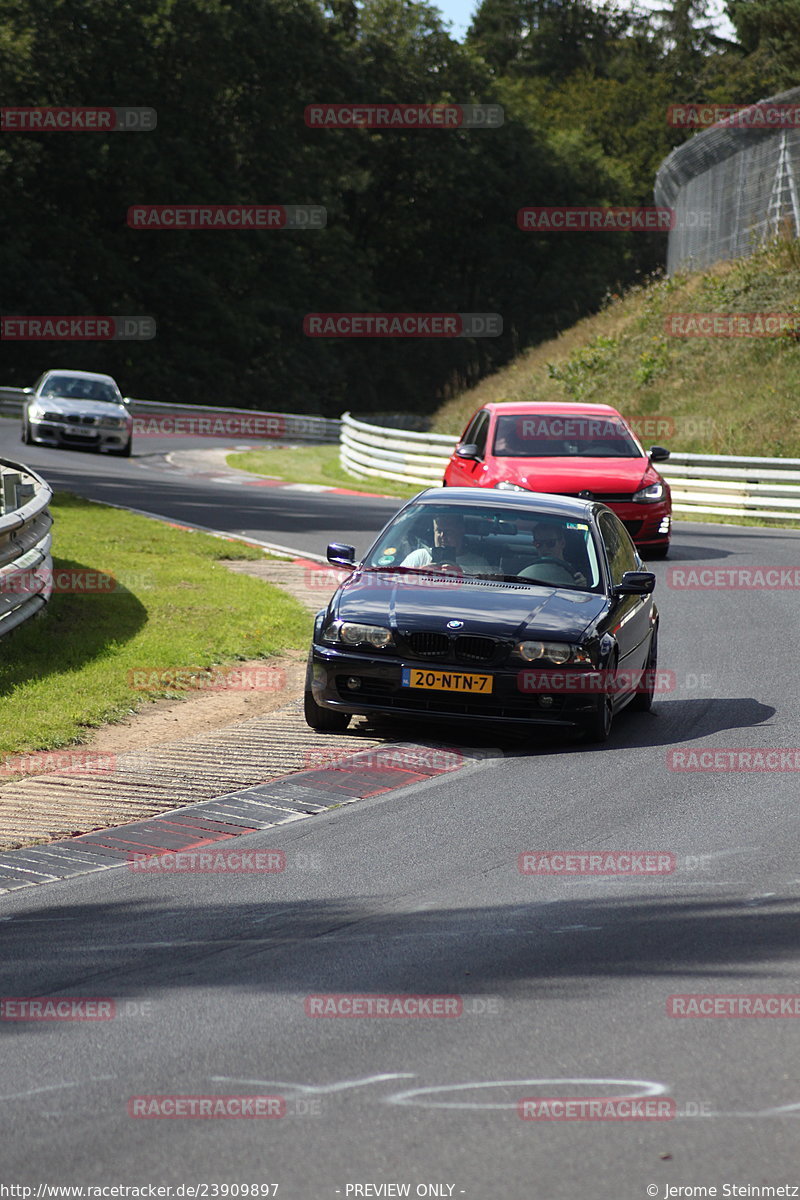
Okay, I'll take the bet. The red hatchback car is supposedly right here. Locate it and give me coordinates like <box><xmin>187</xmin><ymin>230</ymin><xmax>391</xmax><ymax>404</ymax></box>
<box><xmin>443</xmin><ymin>401</ymin><xmax>672</xmax><ymax>557</ymax></box>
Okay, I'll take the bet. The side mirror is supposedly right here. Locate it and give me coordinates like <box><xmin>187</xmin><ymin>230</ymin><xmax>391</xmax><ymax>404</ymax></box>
<box><xmin>648</xmin><ymin>445</ymin><xmax>670</xmax><ymax>463</ymax></box>
<box><xmin>455</xmin><ymin>443</ymin><xmax>480</xmax><ymax>460</ymax></box>
<box><xmin>327</xmin><ymin>542</ymin><xmax>356</xmax><ymax>568</ymax></box>
<box><xmin>22</xmin><ymin>387</ymin><xmax>33</xmax><ymax>395</ymax></box>
<box><xmin>613</xmin><ymin>571</ymin><xmax>656</xmax><ymax>596</ymax></box>
<box><xmin>121</xmin><ymin>397</ymin><xmax>133</xmax><ymax>407</ymax></box>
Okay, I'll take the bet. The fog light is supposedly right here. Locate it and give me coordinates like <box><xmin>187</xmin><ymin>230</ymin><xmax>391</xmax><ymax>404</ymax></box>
<box><xmin>539</xmin><ymin>695</ymin><xmax>554</xmax><ymax>708</ymax></box>
<box><xmin>658</xmin><ymin>516</ymin><xmax>671</xmax><ymax>534</ymax></box>
<box><xmin>346</xmin><ymin>676</ymin><xmax>361</xmax><ymax>690</ymax></box>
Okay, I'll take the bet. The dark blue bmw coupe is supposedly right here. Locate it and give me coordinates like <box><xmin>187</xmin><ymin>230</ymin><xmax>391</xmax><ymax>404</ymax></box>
<box><xmin>304</xmin><ymin>488</ymin><xmax>659</xmax><ymax>742</ymax></box>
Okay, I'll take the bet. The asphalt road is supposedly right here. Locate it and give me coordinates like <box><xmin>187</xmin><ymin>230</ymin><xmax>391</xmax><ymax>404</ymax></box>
<box><xmin>2</xmin><ymin>422</ymin><xmax>800</xmax><ymax>1197</ymax></box>
<box><xmin>0</xmin><ymin>421</ymin><xmax>399</xmax><ymax>558</ymax></box>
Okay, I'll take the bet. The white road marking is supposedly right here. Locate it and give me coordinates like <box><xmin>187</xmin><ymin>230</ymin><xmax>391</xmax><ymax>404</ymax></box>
<box><xmin>386</xmin><ymin>1077</ymin><xmax>668</xmax><ymax>1110</ymax></box>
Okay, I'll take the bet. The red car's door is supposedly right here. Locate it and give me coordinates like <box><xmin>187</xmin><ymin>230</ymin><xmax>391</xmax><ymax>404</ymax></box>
<box><xmin>446</xmin><ymin>410</ymin><xmax>490</xmax><ymax>486</ymax></box>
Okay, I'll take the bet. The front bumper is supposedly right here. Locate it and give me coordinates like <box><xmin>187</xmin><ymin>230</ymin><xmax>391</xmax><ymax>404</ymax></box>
<box><xmin>30</xmin><ymin>419</ymin><xmax>130</xmax><ymax>451</ymax></box>
<box><xmin>605</xmin><ymin>500</ymin><xmax>671</xmax><ymax>548</ymax></box>
<box><xmin>309</xmin><ymin>645</ymin><xmax>606</xmax><ymax>728</ymax></box>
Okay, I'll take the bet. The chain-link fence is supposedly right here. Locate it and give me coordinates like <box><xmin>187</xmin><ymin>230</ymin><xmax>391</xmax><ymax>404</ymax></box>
<box><xmin>655</xmin><ymin>86</ymin><xmax>800</xmax><ymax>274</ymax></box>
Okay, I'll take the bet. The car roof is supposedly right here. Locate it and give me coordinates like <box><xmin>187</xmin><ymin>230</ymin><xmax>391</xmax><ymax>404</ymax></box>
<box><xmin>41</xmin><ymin>369</ymin><xmax>119</xmax><ymax>385</ymax></box>
<box><xmin>409</xmin><ymin>487</ymin><xmax>599</xmax><ymax>520</ymax></box>
<box><xmin>481</xmin><ymin>401</ymin><xmax>624</xmax><ymax>418</ymax></box>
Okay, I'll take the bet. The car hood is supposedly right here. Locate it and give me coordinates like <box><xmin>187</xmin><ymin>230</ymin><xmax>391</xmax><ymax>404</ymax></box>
<box><xmin>31</xmin><ymin>396</ymin><xmax>129</xmax><ymax>420</ymax></box>
<box><xmin>495</xmin><ymin>456</ymin><xmax>649</xmax><ymax>493</ymax></box>
<box><xmin>333</xmin><ymin>572</ymin><xmax>609</xmax><ymax>642</ymax></box>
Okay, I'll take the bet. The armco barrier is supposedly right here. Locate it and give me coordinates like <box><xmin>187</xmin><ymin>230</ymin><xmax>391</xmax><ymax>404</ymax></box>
<box><xmin>0</xmin><ymin>389</ymin><xmax>340</xmax><ymax>444</ymax></box>
<box><xmin>0</xmin><ymin>458</ymin><xmax>53</xmax><ymax>638</ymax></box>
<box><xmin>340</xmin><ymin>412</ymin><xmax>456</xmax><ymax>486</ymax></box>
<box><xmin>340</xmin><ymin>413</ymin><xmax>800</xmax><ymax>521</ymax></box>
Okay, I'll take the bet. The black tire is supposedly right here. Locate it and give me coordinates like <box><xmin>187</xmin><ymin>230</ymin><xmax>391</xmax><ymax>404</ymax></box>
<box><xmin>109</xmin><ymin>437</ymin><xmax>132</xmax><ymax>458</ymax></box>
<box><xmin>643</xmin><ymin>542</ymin><xmax>670</xmax><ymax>560</ymax></box>
<box><xmin>21</xmin><ymin>420</ymin><xmax>32</xmax><ymax>445</ymax></box>
<box><xmin>581</xmin><ymin>656</ymin><xmax>616</xmax><ymax>743</ymax></box>
<box><xmin>630</xmin><ymin>629</ymin><xmax>658</xmax><ymax>712</ymax></box>
<box><xmin>304</xmin><ymin>687</ymin><xmax>351</xmax><ymax>732</ymax></box>
<box><xmin>303</xmin><ymin>656</ymin><xmax>351</xmax><ymax>732</ymax></box>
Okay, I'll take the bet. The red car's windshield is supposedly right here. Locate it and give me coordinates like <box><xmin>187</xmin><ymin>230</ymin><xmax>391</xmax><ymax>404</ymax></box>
<box><xmin>492</xmin><ymin>413</ymin><xmax>641</xmax><ymax>458</ymax></box>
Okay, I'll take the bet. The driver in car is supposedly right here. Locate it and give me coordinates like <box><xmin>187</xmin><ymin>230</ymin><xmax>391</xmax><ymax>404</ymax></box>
<box><xmin>400</xmin><ymin>513</ymin><xmax>491</xmax><ymax>575</ymax></box>
<box><xmin>519</xmin><ymin>521</ymin><xmax>587</xmax><ymax>587</ymax></box>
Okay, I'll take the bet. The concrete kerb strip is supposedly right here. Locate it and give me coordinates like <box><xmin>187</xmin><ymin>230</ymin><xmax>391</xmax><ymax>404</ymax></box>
<box><xmin>0</xmin><ymin>742</ymin><xmax>499</xmax><ymax>893</ymax></box>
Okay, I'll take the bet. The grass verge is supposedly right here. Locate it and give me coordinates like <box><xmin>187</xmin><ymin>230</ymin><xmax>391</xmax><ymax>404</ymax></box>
<box><xmin>227</xmin><ymin>444</ymin><xmax>422</xmax><ymax>500</ymax></box>
<box><xmin>433</xmin><ymin>238</ymin><xmax>800</xmax><ymax>458</ymax></box>
<box><xmin>0</xmin><ymin>492</ymin><xmax>312</xmax><ymax>759</ymax></box>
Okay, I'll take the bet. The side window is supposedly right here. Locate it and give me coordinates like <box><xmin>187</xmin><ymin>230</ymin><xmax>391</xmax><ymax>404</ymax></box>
<box><xmin>472</xmin><ymin>413</ymin><xmax>490</xmax><ymax>458</ymax></box>
<box><xmin>599</xmin><ymin>512</ymin><xmax>636</xmax><ymax>585</ymax></box>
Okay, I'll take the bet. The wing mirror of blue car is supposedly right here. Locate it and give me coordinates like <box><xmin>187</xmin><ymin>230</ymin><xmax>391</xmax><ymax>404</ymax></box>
<box><xmin>613</xmin><ymin>571</ymin><xmax>656</xmax><ymax>596</ymax></box>
<box><xmin>327</xmin><ymin>543</ymin><xmax>356</xmax><ymax>568</ymax></box>
<box><xmin>648</xmin><ymin>445</ymin><xmax>670</xmax><ymax>462</ymax></box>
<box><xmin>455</xmin><ymin>443</ymin><xmax>480</xmax><ymax>460</ymax></box>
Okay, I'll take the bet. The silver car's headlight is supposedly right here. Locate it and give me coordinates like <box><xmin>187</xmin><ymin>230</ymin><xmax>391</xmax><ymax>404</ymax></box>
<box><xmin>494</xmin><ymin>481</ymin><xmax>528</xmax><ymax>492</ymax></box>
<box><xmin>632</xmin><ymin>482</ymin><xmax>665</xmax><ymax>503</ymax></box>
<box><xmin>103</xmin><ymin>417</ymin><xmax>128</xmax><ymax>428</ymax></box>
<box><xmin>514</xmin><ymin>640</ymin><xmax>592</xmax><ymax>664</ymax></box>
<box><xmin>322</xmin><ymin>621</ymin><xmax>393</xmax><ymax>648</ymax></box>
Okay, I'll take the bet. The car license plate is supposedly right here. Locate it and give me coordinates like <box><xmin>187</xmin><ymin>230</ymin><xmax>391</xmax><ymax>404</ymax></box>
<box><xmin>66</xmin><ymin>428</ymin><xmax>95</xmax><ymax>437</ymax></box>
<box><xmin>401</xmin><ymin>667</ymin><xmax>493</xmax><ymax>694</ymax></box>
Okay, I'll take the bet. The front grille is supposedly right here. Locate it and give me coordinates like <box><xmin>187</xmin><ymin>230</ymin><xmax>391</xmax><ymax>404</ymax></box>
<box><xmin>454</xmin><ymin>635</ymin><xmax>496</xmax><ymax>663</ymax></box>
<box><xmin>567</xmin><ymin>491</ymin><xmax>633</xmax><ymax>503</ymax></box>
<box><xmin>408</xmin><ymin>632</ymin><xmax>449</xmax><ymax>657</ymax></box>
<box><xmin>66</xmin><ymin>414</ymin><xmax>97</xmax><ymax>426</ymax></box>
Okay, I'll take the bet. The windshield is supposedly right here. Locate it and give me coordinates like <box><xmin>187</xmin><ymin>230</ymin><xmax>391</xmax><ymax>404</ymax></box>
<box><xmin>363</xmin><ymin>503</ymin><xmax>602</xmax><ymax>591</ymax></box>
<box><xmin>40</xmin><ymin>376</ymin><xmax>122</xmax><ymax>403</ymax></box>
<box><xmin>492</xmin><ymin>413</ymin><xmax>641</xmax><ymax>458</ymax></box>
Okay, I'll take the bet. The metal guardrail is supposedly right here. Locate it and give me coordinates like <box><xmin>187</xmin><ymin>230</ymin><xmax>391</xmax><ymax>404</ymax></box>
<box><xmin>0</xmin><ymin>389</ymin><xmax>341</xmax><ymax>444</ymax></box>
<box><xmin>340</xmin><ymin>413</ymin><xmax>800</xmax><ymax>522</ymax></box>
<box><xmin>0</xmin><ymin>458</ymin><xmax>53</xmax><ymax>638</ymax></box>
<box><xmin>341</xmin><ymin>412</ymin><xmax>456</xmax><ymax>486</ymax></box>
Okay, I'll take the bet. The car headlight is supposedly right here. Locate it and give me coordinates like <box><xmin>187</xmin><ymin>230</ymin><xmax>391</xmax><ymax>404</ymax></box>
<box><xmin>494</xmin><ymin>481</ymin><xmax>528</xmax><ymax>492</ymax></box>
<box><xmin>632</xmin><ymin>482</ymin><xmax>664</xmax><ymax>503</ymax></box>
<box><xmin>322</xmin><ymin>621</ymin><xmax>393</xmax><ymax>648</ymax></box>
<box><xmin>103</xmin><ymin>417</ymin><xmax>128</xmax><ymax>428</ymax></box>
<box><xmin>514</xmin><ymin>640</ymin><xmax>592</xmax><ymax>664</ymax></box>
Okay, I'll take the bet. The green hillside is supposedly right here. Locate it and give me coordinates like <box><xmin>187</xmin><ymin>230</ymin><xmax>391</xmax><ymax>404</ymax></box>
<box><xmin>433</xmin><ymin>239</ymin><xmax>800</xmax><ymax>457</ymax></box>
